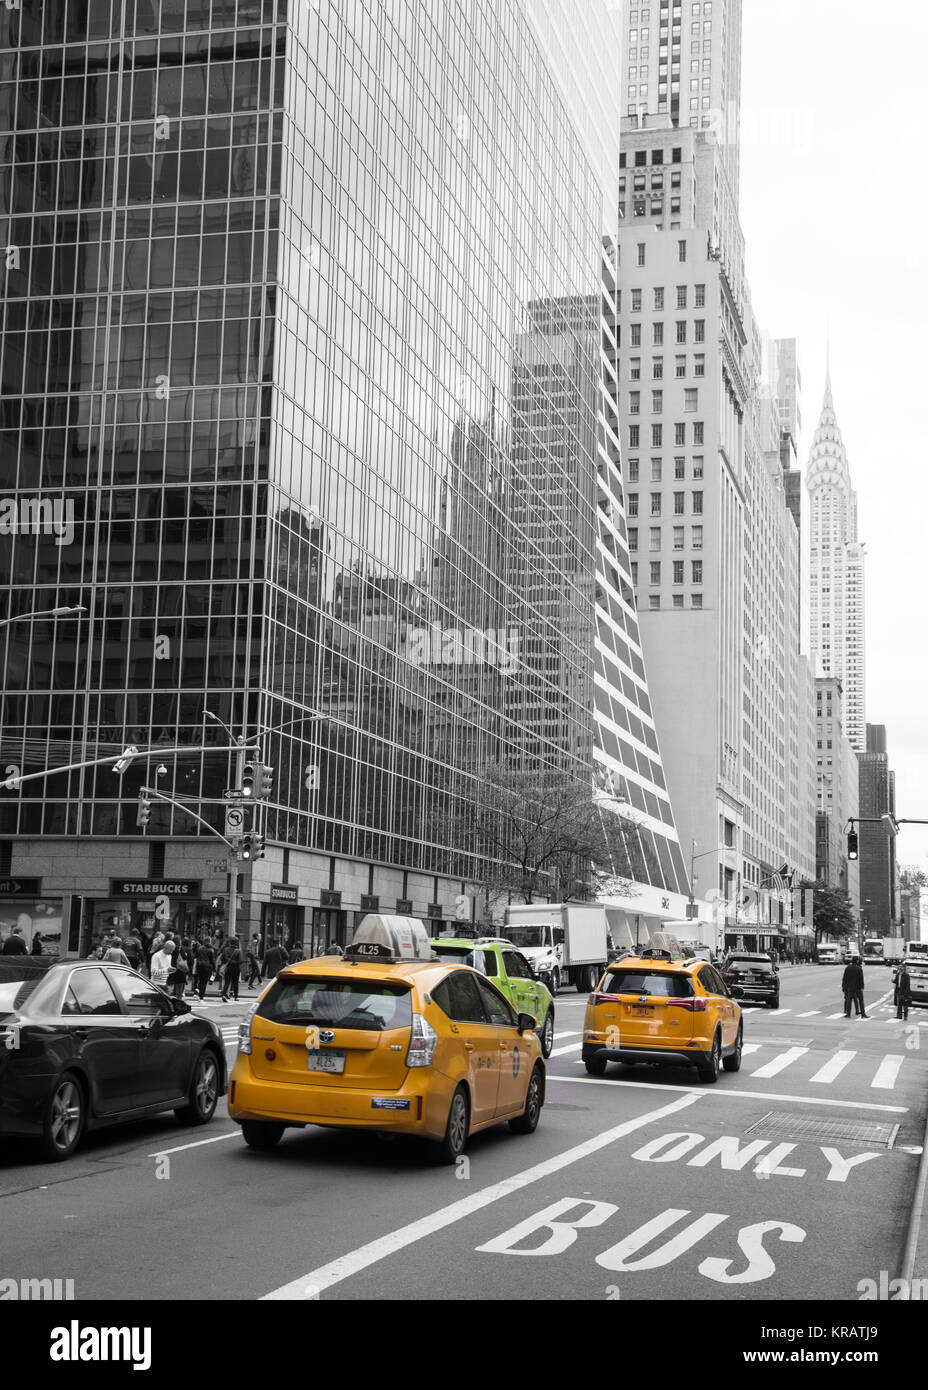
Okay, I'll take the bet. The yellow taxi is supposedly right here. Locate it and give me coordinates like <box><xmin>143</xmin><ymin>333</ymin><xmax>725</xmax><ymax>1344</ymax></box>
<box><xmin>229</xmin><ymin>915</ymin><xmax>545</xmax><ymax>1161</ymax></box>
<box><xmin>582</xmin><ymin>948</ymin><xmax>742</xmax><ymax>1083</ymax></box>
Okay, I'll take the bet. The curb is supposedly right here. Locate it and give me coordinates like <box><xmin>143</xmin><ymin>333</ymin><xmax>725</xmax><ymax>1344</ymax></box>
<box><xmin>899</xmin><ymin>1087</ymin><xmax>928</xmax><ymax>1286</ymax></box>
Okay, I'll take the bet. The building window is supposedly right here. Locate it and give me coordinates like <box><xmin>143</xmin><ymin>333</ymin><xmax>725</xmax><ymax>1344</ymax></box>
<box><xmin>631</xmin><ymin>323</ymin><xmax>642</xmax><ymax>345</ymax></box>
<box><xmin>674</xmin><ymin>422</ymin><xmax>686</xmax><ymax>445</ymax></box>
<box><xmin>651</xmin><ymin>457</ymin><xmax>663</xmax><ymax>481</ymax></box>
<box><xmin>674</xmin><ymin>456</ymin><xmax>685</xmax><ymax>479</ymax></box>
<box><xmin>694</xmin><ymin>353</ymin><xmax>705</xmax><ymax>377</ymax></box>
<box><xmin>627</xmin><ymin>493</ymin><xmax>639</xmax><ymax>516</ymax></box>
<box><xmin>678</xmin><ymin>239</ymin><xmax>687</xmax><ymax>261</ymax></box>
<box><xmin>631</xmin><ymin>562</ymin><xmax>639</xmax><ymax>584</ymax></box>
<box><xmin>692</xmin><ymin>524</ymin><xmax>703</xmax><ymax>548</ymax></box>
<box><xmin>650</xmin><ymin>493</ymin><xmax>662</xmax><ymax>516</ymax></box>
<box><xmin>630</xmin><ymin>357</ymin><xmax>641</xmax><ymax>380</ymax></box>
<box><xmin>629</xmin><ymin>391</ymin><xmax>641</xmax><ymax>414</ymax></box>
<box><xmin>652</xmin><ymin>390</ymin><xmax>663</xmax><ymax>412</ymax></box>
<box><xmin>653</xmin><ymin>322</ymin><xmax>664</xmax><ymax>345</ymax></box>
<box><xmin>631</xmin><ymin>288</ymin><xmax>642</xmax><ymax>311</ymax></box>
<box><xmin>693</xmin><ymin>421</ymin><xmax>704</xmax><ymax>444</ymax></box>
<box><xmin>650</xmin><ymin>526</ymin><xmax>661</xmax><ymax>550</ymax></box>
<box><xmin>627</xmin><ymin>458</ymin><xmax>640</xmax><ymax>482</ymax></box>
<box><xmin>684</xmin><ymin>387</ymin><xmax>698</xmax><ymax>411</ymax></box>
<box><xmin>673</xmin><ymin>525</ymin><xmax>685</xmax><ymax>549</ymax></box>
<box><xmin>629</xmin><ymin>425</ymin><xmax>640</xmax><ymax>448</ymax></box>
<box><xmin>692</xmin><ymin>593</ymin><xmax>703</xmax><ymax>608</ymax></box>
<box><xmin>673</xmin><ymin>491</ymin><xmax>685</xmax><ymax>515</ymax></box>
<box><xmin>654</xmin><ymin>286</ymin><xmax>665</xmax><ymax>310</ymax></box>
<box><xmin>692</xmin><ymin>455</ymin><xmax>704</xmax><ymax>477</ymax></box>
<box><xmin>652</xmin><ymin>356</ymin><xmax>664</xmax><ymax>379</ymax></box>
<box><xmin>676</xmin><ymin>320</ymin><xmax>687</xmax><ymax>343</ymax></box>
<box><xmin>637</xmin><ymin>242</ymin><xmax>647</xmax><ymax>266</ymax></box>
<box><xmin>629</xmin><ymin>528</ymin><xmax>639</xmax><ymax>550</ymax></box>
<box><xmin>692</xmin><ymin>491</ymin><xmax>703</xmax><ymax>514</ymax></box>
<box><xmin>675</xmin><ymin>354</ymin><xmax>687</xmax><ymax>377</ymax></box>
<box><xmin>673</xmin><ymin>560</ymin><xmax>684</xmax><ymax>584</ymax></box>
<box><xmin>650</xmin><ymin>562</ymin><xmax>661</xmax><ymax>584</ymax></box>
<box><xmin>676</xmin><ymin>285</ymin><xmax>688</xmax><ymax>308</ymax></box>
<box><xmin>673</xmin><ymin>594</ymin><xmax>685</xmax><ymax>608</ymax></box>
<box><xmin>652</xmin><ymin>423</ymin><xmax>663</xmax><ymax>446</ymax></box>
<box><xmin>695</xmin><ymin>283</ymin><xmax>705</xmax><ymax>306</ymax></box>
<box><xmin>692</xmin><ymin>559</ymin><xmax>703</xmax><ymax>583</ymax></box>
<box><xmin>694</xmin><ymin>319</ymin><xmax>705</xmax><ymax>342</ymax></box>
<box><xmin>649</xmin><ymin>595</ymin><xmax>661</xmax><ymax>610</ymax></box>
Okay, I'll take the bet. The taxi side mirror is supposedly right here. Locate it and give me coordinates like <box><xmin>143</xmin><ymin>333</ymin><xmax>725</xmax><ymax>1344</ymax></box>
<box><xmin>517</xmin><ymin>1013</ymin><xmax>537</xmax><ymax>1035</ymax></box>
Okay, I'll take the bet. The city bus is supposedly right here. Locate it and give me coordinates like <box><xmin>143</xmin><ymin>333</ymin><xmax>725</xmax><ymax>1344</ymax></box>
<box><xmin>863</xmin><ymin>937</ymin><xmax>885</xmax><ymax>966</ymax></box>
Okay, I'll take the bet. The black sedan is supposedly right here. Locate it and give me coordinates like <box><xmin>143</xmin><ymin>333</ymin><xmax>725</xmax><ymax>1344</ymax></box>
<box><xmin>0</xmin><ymin>957</ymin><xmax>227</xmax><ymax>1161</ymax></box>
<box><xmin>721</xmin><ymin>953</ymin><xmax>780</xmax><ymax>1008</ymax></box>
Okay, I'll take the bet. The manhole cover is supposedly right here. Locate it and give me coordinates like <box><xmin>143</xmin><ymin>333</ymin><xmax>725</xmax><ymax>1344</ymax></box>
<box><xmin>744</xmin><ymin>1111</ymin><xmax>898</xmax><ymax>1149</ymax></box>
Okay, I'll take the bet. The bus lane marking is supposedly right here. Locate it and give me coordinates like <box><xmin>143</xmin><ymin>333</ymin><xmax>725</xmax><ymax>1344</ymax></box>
<box><xmin>260</xmin><ymin>1091</ymin><xmax>703</xmax><ymax>1299</ymax></box>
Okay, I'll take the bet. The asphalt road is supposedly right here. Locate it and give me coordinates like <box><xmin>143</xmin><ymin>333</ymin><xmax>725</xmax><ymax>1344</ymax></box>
<box><xmin>0</xmin><ymin>963</ymin><xmax>923</xmax><ymax>1302</ymax></box>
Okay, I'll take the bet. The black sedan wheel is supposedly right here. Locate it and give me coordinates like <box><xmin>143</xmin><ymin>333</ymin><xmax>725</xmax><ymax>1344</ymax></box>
<box><xmin>39</xmin><ymin>1073</ymin><xmax>85</xmax><ymax>1162</ymax></box>
<box><xmin>174</xmin><ymin>1050</ymin><xmax>220</xmax><ymax>1126</ymax></box>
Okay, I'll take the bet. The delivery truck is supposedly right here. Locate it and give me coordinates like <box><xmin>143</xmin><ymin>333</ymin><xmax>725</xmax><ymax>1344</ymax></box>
<box><xmin>502</xmin><ymin>903</ymin><xmax>616</xmax><ymax>993</ymax></box>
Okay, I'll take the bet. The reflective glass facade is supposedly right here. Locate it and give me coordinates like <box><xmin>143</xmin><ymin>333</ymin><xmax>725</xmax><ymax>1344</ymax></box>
<box><xmin>1</xmin><ymin>1</ymin><xmax>609</xmax><ymax>904</ymax></box>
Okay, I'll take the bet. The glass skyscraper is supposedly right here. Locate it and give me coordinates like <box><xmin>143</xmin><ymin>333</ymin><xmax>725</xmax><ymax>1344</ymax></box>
<box><xmin>1</xmin><ymin>0</ymin><xmax>647</xmax><ymax>951</ymax></box>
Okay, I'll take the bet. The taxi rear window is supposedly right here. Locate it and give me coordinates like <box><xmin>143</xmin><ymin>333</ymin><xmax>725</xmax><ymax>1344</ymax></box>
<box><xmin>257</xmin><ymin>978</ymin><xmax>413</xmax><ymax>1031</ymax></box>
<box><xmin>601</xmin><ymin>969</ymin><xmax>694</xmax><ymax>998</ymax></box>
<box><xmin>729</xmin><ymin>958</ymin><xmax>773</xmax><ymax>974</ymax></box>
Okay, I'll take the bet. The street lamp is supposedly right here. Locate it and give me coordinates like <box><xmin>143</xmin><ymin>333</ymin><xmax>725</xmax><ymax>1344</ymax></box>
<box><xmin>0</xmin><ymin>605</ymin><xmax>86</xmax><ymax>630</ymax></box>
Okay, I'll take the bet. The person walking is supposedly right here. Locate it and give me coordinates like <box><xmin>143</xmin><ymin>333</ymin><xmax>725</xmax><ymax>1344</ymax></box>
<box><xmin>30</xmin><ymin>931</ymin><xmax>43</xmax><ymax>955</ymax></box>
<box><xmin>245</xmin><ymin>936</ymin><xmax>262</xmax><ymax>989</ymax></box>
<box><xmin>262</xmin><ymin>939</ymin><xmax>287</xmax><ymax>981</ymax></box>
<box><xmin>1</xmin><ymin>927</ymin><xmax>28</xmax><ymax>955</ymax></box>
<box><xmin>103</xmin><ymin>937</ymin><xmax>131</xmax><ymax>967</ymax></box>
<box><xmin>841</xmin><ymin>955</ymin><xmax>868</xmax><ymax>1018</ymax></box>
<box><xmin>123</xmin><ymin>930</ymin><xmax>144</xmax><ymax>972</ymax></box>
<box><xmin>194</xmin><ymin>936</ymin><xmax>215</xmax><ymax>1001</ymax></box>
<box><xmin>222</xmin><ymin>938</ymin><xmax>242</xmax><ymax>1001</ymax></box>
<box><xmin>895</xmin><ymin>962</ymin><xmax>912</xmax><ymax>1021</ymax></box>
<box><xmin>287</xmin><ymin>942</ymin><xmax>304</xmax><ymax>964</ymax></box>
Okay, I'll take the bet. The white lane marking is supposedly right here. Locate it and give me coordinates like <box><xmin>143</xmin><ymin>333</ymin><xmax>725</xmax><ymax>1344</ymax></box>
<box><xmin>871</xmin><ymin>1055</ymin><xmax>905</xmax><ymax>1090</ymax></box>
<box><xmin>260</xmin><ymin>1092</ymin><xmax>703</xmax><ymax>1299</ymax></box>
<box><xmin>797</xmin><ymin>1011</ymin><xmax>821</xmax><ymax>1017</ymax></box>
<box><xmin>553</xmin><ymin>1031</ymin><xmax>580</xmax><ymax>1041</ymax></box>
<box><xmin>741</xmin><ymin>1043</ymin><xmax>763</xmax><ymax>1055</ymax></box>
<box><xmin>809</xmin><ymin>1051</ymin><xmax>856</xmax><ymax>1084</ymax></box>
<box><xmin>147</xmin><ymin>1132</ymin><xmax>240</xmax><ymax>1157</ymax></box>
<box><xmin>549</xmin><ymin>1042</ymin><xmax>582</xmax><ymax>1057</ymax></box>
<box><xmin>771</xmin><ymin>1008</ymin><xmax>791</xmax><ymax>1015</ymax></box>
<box><xmin>749</xmin><ymin>1046</ymin><xmax>809</xmax><ymax>1078</ymax></box>
<box><xmin>827</xmin><ymin>1012</ymin><xmax>847</xmax><ymax>1020</ymax></box>
<box><xmin>547</xmin><ymin>1073</ymin><xmax>907</xmax><ymax>1113</ymax></box>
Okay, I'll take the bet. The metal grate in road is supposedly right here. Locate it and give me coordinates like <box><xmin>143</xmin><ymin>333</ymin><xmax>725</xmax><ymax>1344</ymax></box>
<box><xmin>744</xmin><ymin>1110</ymin><xmax>899</xmax><ymax>1149</ymax></box>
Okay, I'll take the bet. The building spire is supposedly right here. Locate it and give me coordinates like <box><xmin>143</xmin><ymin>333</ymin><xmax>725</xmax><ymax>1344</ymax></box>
<box><xmin>824</xmin><ymin>332</ymin><xmax>832</xmax><ymax>408</ymax></box>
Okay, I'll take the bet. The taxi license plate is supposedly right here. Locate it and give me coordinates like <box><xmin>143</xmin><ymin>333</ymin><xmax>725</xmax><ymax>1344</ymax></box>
<box><xmin>306</xmin><ymin>1051</ymin><xmax>345</xmax><ymax>1074</ymax></box>
<box><xmin>629</xmin><ymin>1005</ymin><xmax>653</xmax><ymax>1015</ymax></box>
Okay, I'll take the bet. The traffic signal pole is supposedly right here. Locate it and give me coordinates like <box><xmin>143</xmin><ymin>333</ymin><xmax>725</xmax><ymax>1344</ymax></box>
<box><xmin>227</xmin><ymin>738</ymin><xmax>247</xmax><ymax>948</ymax></box>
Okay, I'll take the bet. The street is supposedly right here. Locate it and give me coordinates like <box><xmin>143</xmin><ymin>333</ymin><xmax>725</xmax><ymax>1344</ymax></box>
<box><xmin>1</xmin><ymin>964</ymin><xmax>923</xmax><ymax>1303</ymax></box>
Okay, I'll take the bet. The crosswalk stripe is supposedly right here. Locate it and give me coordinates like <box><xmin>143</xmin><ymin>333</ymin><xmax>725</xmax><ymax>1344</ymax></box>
<box><xmin>741</xmin><ymin>1042</ymin><xmax>763</xmax><ymax>1055</ymax></box>
<box><xmin>749</xmin><ymin>1046</ymin><xmax>808</xmax><ymax>1078</ymax></box>
<box><xmin>809</xmin><ymin>1050</ymin><xmax>856</xmax><ymax>1084</ymax></box>
<box><xmin>871</xmin><ymin>1055</ymin><xmax>904</xmax><ymax>1090</ymax></box>
<box><xmin>773</xmin><ymin>1008</ymin><xmax>791</xmax><ymax>1015</ymax></box>
<box><xmin>553</xmin><ymin>1031</ymin><xmax>580</xmax><ymax>1041</ymax></box>
<box><xmin>797</xmin><ymin>1010</ymin><xmax>821</xmax><ymax>1017</ymax></box>
<box><xmin>549</xmin><ymin>1042</ymin><xmax>582</xmax><ymax>1057</ymax></box>
<box><xmin>827</xmin><ymin>1012</ymin><xmax>847</xmax><ymax>1019</ymax></box>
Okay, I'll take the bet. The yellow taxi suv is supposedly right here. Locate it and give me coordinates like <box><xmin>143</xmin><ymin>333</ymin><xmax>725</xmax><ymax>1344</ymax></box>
<box><xmin>582</xmin><ymin>949</ymin><xmax>742</xmax><ymax>1083</ymax></box>
<box><xmin>229</xmin><ymin>915</ymin><xmax>545</xmax><ymax>1162</ymax></box>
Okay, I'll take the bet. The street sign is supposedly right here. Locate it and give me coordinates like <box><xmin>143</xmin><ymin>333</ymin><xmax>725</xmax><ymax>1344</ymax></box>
<box><xmin>223</xmin><ymin>788</ymin><xmax>245</xmax><ymax>801</ymax></box>
<box><xmin>225</xmin><ymin>806</ymin><xmax>245</xmax><ymax>837</ymax></box>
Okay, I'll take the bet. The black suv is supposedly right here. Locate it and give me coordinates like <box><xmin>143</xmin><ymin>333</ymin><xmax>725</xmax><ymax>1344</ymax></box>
<box><xmin>721</xmin><ymin>953</ymin><xmax>779</xmax><ymax>1009</ymax></box>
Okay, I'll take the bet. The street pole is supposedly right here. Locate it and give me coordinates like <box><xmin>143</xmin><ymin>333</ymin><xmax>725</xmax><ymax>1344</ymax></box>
<box><xmin>227</xmin><ymin>737</ymin><xmax>246</xmax><ymax>946</ymax></box>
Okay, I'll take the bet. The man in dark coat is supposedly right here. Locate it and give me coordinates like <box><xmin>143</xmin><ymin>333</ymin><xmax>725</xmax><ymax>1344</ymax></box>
<box><xmin>842</xmin><ymin>956</ymin><xmax>867</xmax><ymax>1018</ymax></box>
<box><xmin>262</xmin><ymin>940</ymin><xmax>288</xmax><ymax>981</ymax></box>
<box><xmin>1</xmin><ymin>928</ymin><xmax>28</xmax><ymax>955</ymax></box>
<box><xmin>895</xmin><ymin>963</ymin><xmax>912</xmax><ymax>1021</ymax></box>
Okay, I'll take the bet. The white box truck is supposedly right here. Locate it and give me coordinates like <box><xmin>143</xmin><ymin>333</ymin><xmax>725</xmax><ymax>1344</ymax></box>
<box><xmin>883</xmin><ymin>936</ymin><xmax>905</xmax><ymax>965</ymax></box>
<box><xmin>502</xmin><ymin>903</ymin><xmax>615</xmax><ymax>994</ymax></box>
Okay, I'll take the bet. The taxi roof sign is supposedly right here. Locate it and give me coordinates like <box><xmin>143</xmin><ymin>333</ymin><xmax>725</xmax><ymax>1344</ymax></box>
<box><xmin>345</xmin><ymin>914</ymin><xmax>435</xmax><ymax>964</ymax></box>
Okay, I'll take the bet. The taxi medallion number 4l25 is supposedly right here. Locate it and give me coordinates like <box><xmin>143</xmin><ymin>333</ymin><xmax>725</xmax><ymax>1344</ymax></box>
<box><xmin>306</xmin><ymin>1051</ymin><xmax>345</xmax><ymax>1074</ymax></box>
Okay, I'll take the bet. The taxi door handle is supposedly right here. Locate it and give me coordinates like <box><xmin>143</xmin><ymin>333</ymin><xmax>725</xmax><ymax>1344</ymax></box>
<box><xmin>464</xmin><ymin>1042</ymin><xmax>474</xmax><ymax>1051</ymax></box>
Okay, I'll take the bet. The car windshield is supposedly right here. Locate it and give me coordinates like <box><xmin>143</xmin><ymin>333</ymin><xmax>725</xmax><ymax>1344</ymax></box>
<box><xmin>503</xmin><ymin>926</ymin><xmax>547</xmax><ymax>948</ymax></box>
<box><xmin>0</xmin><ymin>959</ymin><xmax>54</xmax><ymax>1013</ymax></box>
<box><xmin>256</xmin><ymin>977</ymin><xmax>413</xmax><ymax>1031</ymax></box>
<box><xmin>729</xmin><ymin>959</ymin><xmax>773</xmax><ymax>974</ymax></box>
<box><xmin>602</xmin><ymin>969</ymin><xmax>694</xmax><ymax>998</ymax></box>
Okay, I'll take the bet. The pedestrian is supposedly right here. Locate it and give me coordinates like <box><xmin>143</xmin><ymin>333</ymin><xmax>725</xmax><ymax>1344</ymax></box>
<box><xmin>103</xmin><ymin>937</ymin><xmax>131</xmax><ymax>967</ymax></box>
<box><xmin>1</xmin><ymin>928</ymin><xmax>28</xmax><ymax>955</ymax></box>
<box><xmin>895</xmin><ymin>962</ymin><xmax>912</xmax><ymax>1021</ymax></box>
<box><xmin>262</xmin><ymin>939</ymin><xmax>288</xmax><ymax>980</ymax></box>
<box><xmin>123</xmin><ymin>930</ymin><xmax>144</xmax><ymax>972</ymax></box>
<box><xmin>194</xmin><ymin>936</ymin><xmax>215</xmax><ymax>1000</ymax></box>
<box><xmin>245</xmin><ymin>936</ymin><xmax>262</xmax><ymax>989</ymax></box>
<box><xmin>841</xmin><ymin>955</ymin><xmax>868</xmax><ymax>1018</ymax></box>
<box><xmin>287</xmin><ymin>942</ymin><xmax>304</xmax><ymax>964</ymax></box>
<box><xmin>150</xmin><ymin>939</ymin><xmax>175</xmax><ymax>990</ymax></box>
<box><xmin>30</xmin><ymin>931</ymin><xmax>43</xmax><ymax>955</ymax></box>
<box><xmin>222</xmin><ymin>939</ymin><xmax>242</xmax><ymax>1001</ymax></box>
<box><xmin>169</xmin><ymin>941</ymin><xmax>191</xmax><ymax>999</ymax></box>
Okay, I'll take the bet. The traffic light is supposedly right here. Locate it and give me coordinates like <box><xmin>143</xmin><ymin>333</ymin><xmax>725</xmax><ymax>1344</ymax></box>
<box><xmin>243</xmin><ymin>831</ymin><xmax>265</xmax><ymax>860</ymax></box>
<box><xmin>136</xmin><ymin>792</ymin><xmax>151</xmax><ymax>827</ymax></box>
<box><xmin>259</xmin><ymin>764</ymin><xmax>274</xmax><ymax>797</ymax></box>
<box><xmin>847</xmin><ymin>828</ymin><xmax>858</xmax><ymax>860</ymax></box>
<box><xmin>241</xmin><ymin>762</ymin><xmax>256</xmax><ymax>797</ymax></box>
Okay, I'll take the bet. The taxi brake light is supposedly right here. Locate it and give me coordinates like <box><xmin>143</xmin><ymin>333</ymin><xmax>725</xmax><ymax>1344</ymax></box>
<box><xmin>669</xmin><ymin>996</ymin><xmax>708</xmax><ymax>1011</ymax></box>
<box><xmin>588</xmin><ymin>992</ymin><xmax>621</xmax><ymax>1006</ymax></box>
<box><xmin>405</xmin><ymin>1013</ymin><xmax>438</xmax><ymax>1067</ymax></box>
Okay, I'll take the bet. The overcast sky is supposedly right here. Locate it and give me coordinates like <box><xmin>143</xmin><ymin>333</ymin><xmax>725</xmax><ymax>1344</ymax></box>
<box><xmin>739</xmin><ymin>0</ymin><xmax>928</xmax><ymax>875</ymax></box>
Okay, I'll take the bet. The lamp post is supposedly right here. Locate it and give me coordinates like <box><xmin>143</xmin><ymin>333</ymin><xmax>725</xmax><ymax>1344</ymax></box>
<box><xmin>0</xmin><ymin>605</ymin><xmax>87</xmax><ymax>630</ymax></box>
<box><xmin>689</xmin><ymin>841</ymin><xmax>726</xmax><ymax>955</ymax></box>
<box><xmin>203</xmin><ymin>709</ymin><xmax>248</xmax><ymax>949</ymax></box>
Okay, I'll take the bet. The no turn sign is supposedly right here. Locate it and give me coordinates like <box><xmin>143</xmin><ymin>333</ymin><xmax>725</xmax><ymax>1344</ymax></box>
<box><xmin>225</xmin><ymin>806</ymin><xmax>245</xmax><ymax>836</ymax></box>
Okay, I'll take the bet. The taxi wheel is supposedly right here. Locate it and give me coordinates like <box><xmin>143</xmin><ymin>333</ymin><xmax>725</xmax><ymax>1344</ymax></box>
<box><xmin>241</xmin><ymin>1121</ymin><xmax>285</xmax><ymax>1151</ymax></box>
<box><xmin>697</xmin><ymin>1031</ymin><xmax>722</xmax><ymax>1084</ymax></box>
<box><xmin>510</xmin><ymin>1064</ymin><xmax>544</xmax><ymax>1134</ymax></box>
<box><xmin>722</xmin><ymin>1023</ymin><xmax>743</xmax><ymax>1073</ymax></box>
<box><xmin>434</xmin><ymin>1086</ymin><xmax>469</xmax><ymax>1165</ymax></box>
<box><xmin>538</xmin><ymin>1008</ymin><xmax>555</xmax><ymax>1059</ymax></box>
<box><xmin>583</xmin><ymin>1051</ymin><xmax>607</xmax><ymax>1077</ymax></box>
